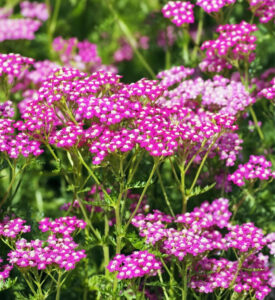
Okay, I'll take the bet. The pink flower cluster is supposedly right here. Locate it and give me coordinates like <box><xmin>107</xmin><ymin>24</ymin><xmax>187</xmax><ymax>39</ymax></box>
<box><xmin>132</xmin><ymin>198</ymin><xmax>231</xmax><ymax>257</ymax></box>
<box><xmin>200</xmin><ymin>21</ymin><xmax>257</xmax><ymax>72</ymax></box>
<box><xmin>226</xmin><ymin>222</ymin><xmax>266</xmax><ymax>252</ymax></box>
<box><xmin>8</xmin><ymin>235</ymin><xmax>86</xmax><ymax>271</ymax></box>
<box><xmin>0</xmin><ymin>218</ymin><xmax>31</xmax><ymax>239</ymax></box>
<box><xmin>228</xmin><ymin>155</ymin><xmax>275</xmax><ymax>186</ymax></box>
<box><xmin>0</xmin><ymin>7</ymin><xmax>13</xmax><ymax>19</ymax></box>
<box><xmin>113</xmin><ymin>38</ymin><xmax>133</xmax><ymax>62</ymax></box>
<box><xmin>196</xmin><ymin>0</ymin><xmax>236</xmax><ymax>13</ymax></box>
<box><xmin>12</xmin><ymin>64</ymin><xmax>237</xmax><ymax>165</ymax></box>
<box><xmin>113</xmin><ymin>35</ymin><xmax>149</xmax><ymax>63</ymax></box>
<box><xmin>20</xmin><ymin>1</ymin><xmax>49</xmax><ymax>21</ymax></box>
<box><xmin>157</xmin><ymin>65</ymin><xmax>194</xmax><ymax>88</ymax></box>
<box><xmin>162</xmin><ymin>1</ymin><xmax>195</xmax><ymax>26</ymax></box>
<box><xmin>0</xmin><ymin>118</ymin><xmax>43</xmax><ymax>158</ymax></box>
<box><xmin>0</xmin><ymin>101</ymin><xmax>14</xmax><ymax>118</ymax></box>
<box><xmin>0</xmin><ymin>53</ymin><xmax>34</xmax><ymax>78</ymax></box>
<box><xmin>107</xmin><ymin>251</ymin><xmax>161</xmax><ymax>279</ymax></box>
<box><xmin>259</xmin><ymin>77</ymin><xmax>275</xmax><ymax>102</ymax></box>
<box><xmin>0</xmin><ymin>258</ymin><xmax>12</xmax><ymax>282</ymax></box>
<box><xmin>157</xmin><ymin>26</ymin><xmax>176</xmax><ymax>49</ymax></box>
<box><xmin>38</xmin><ymin>216</ymin><xmax>86</xmax><ymax>236</ymax></box>
<box><xmin>248</xmin><ymin>0</ymin><xmax>275</xmax><ymax>23</ymax></box>
<box><xmin>52</xmin><ymin>37</ymin><xmax>102</xmax><ymax>73</ymax></box>
<box><xmin>190</xmin><ymin>255</ymin><xmax>272</xmax><ymax>299</ymax></box>
<box><xmin>1</xmin><ymin>216</ymin><xmax>87</xmax><ymax>272</ymax></box>
<box><xmin>0</xmin><ymin>18</ymin><xmax>41</xmax><ymax>42</ymax></box>
<box><xmin>159</xmin><ymin>74</ymin><xmax>255</xmax><ymax>116</ymax></box>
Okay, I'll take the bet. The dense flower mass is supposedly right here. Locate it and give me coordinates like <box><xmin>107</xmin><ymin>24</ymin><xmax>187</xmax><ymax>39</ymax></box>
<box><xmin>52</xmin><ymin>37</ymin><xmax>102</xmax><ymax>72</ymax></box>
<box><xmin>0</xmin><ymin>53</ymin><xmax>34</xmax><ymax>77</ymax></box>
<box><xmin>248</xmin><ymin>0</ymin><xmax>275</xmax><ymax>23</ymax></box>
<box><xmin>20</xmin><ymin>1</ymin><xmax>49</xmax><ymax>21</ymax></box>
<box><xmin>107</xmin><ymin>251</ymin><xmax>161</xmax><ymax>279</ymax></box>
<box><xmin>157</xmin><ymin>65</ymin><xmax>194</xmax><ymax>88</ymax></box>
<box><xmin>259</xmin><ymin>77</ymin><xmax>275</xmax><ymax>102</ymax></box>
<box><xmin>228</xmin><ymin>155</ymin><xmax>275</xmax><ymax>186</ymax></box>
<box><xmin>159</xmin><ymin>74</ymin><xmax>254</xmax><ymax>116</ymax></box>
<box><xmin>162</xmin><ymin>1</ymin><xmax>195</xmax><ymax>26</ymax></box>
<box><xmin>0</xmin><ymin>18</ymin><xmax>41</xmax><ymax>42</ymax></box>
<box><xmin>0</xmin><ymin>258</ymin><xmax>12</xmax><ymax>282</ymax></box>
<box><xmin>190</xmin><ymin>255</ymin><xmax>272</xmax><ymax>299</ymax></box>
<box><xmin>200</xmin><ymin>21</ymin><xmax>257</xmax><ymax>72</ymax></box>
<box><xmin>0</xmin><ymin>1</ymin><xmax>275</xmax><ymax>298</ymax></box>
<box><xmin>0</xmin><ymin>101</ymin><xmax>14</xmax><ymax>118</ymax></box>
<box><xmin>8</xmin><ymin>236</ymin><xmax>86</xmax><ymax>271</ymax></box>
<box><xmin>1</xmin><ymin>217</ymin><xmax>87</xmax><ymax>271</ymax></box>
<box><xmin>38</xmin><ymin>216</ymin><xmax>86</xmax><ymax>236</ymax></box>
<box><xmin>225</xmin><ymin>222</ymin><xmax>266</xmax><ymax>252</ymax></box>
<box><xmin>196</xmin><ymin>0</ymin><xmax>236</xmax><ymax>13</ymax></box>
<box><xmin>132</xmin><ymin>198</ymin><xmax>231</xmax><ymax>253</ymax></box>
<box><xmin>9</xmin><ymin>64</ymin><xmax>238</xmax><ymax>165</ymax></box>
<box><xmin>0</xmin><ymin>218</ymin><xmax>31</xmax><ymax>239</ymax></box>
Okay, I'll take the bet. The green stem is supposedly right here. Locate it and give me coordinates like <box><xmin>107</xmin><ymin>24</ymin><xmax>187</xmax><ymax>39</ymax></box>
<box><xmin>103</xmin><ymin>213</ymin><xmax>110</xmax><ymax>276</ymax></box>
<box><xmin>188</xmin><ymin>135</ymin><xmax>220</xmax><ymax>194</ymax></box>
<box><xmin>55</xmin><ymin>270</ymin><xmax>62</xmax><ymax>300</ymax></box>
<box><xmin>157</xmin><ymin>270</ymin><xmax>169</xmax><ymax>300</ymax></box>
<box><xmin>77</xmin><ymin>150</ymin><xmax>113</xmax><ymax>204</ymax></box>
<box><xmin>230</xmin><ymin>254</ymin><xmax>247</xmax><ymax>288</ymax></box>
<box><xmin>106</xmin><ymin>1</ymin><xmax>155</xmax><ymax>78</ymax></box>
<box><xmin>169</xmin><ymin>157</ymin><xmax>181</xmax><ymax>186</ymax></box>
<box><xmin>184</xmin><ymin>139</ymin><xmax>207</xmax><ymax>174</ymax></box>
<box><xmin>22</xmin><ymin>273</ymin><xmax>37</xmax><ymax>297</ymax></box>
<box><xmin>179</xmin><ymin>161</ymin><xmax>187</xmax><ymax>214</ymax></box>
<box><xmin>47</xmin><ymin>0</ymin><xmax>62</xmax><ymax>59</ymax></box>
<box><xmin>182</xmin><ymin>27</ymin><xmax>190</xmax><ymax>64</ymax></box>
<box><xmin>125</xmin><ymin>159</ymin><xmax>159</xmax><ymax>231</ymax></box>
<box><xmin>191</xmin><ymin>8</ymin><xmax>204</xmax><ymax>62</ymax></box>
<box><xmin>156</xmin><ymin>167</ymin><xmax>175</xmax><ymax>217</ymax></box>
<box><xmin>45</xmin><ymin>143</ymin><xmax>60</xmax><ymax>162</ymax></box>
<box><xmin>0</xmin><ymin>168</ymin><xmax>17</xmax><ymax>209</ymax></box>
<box><xmin>78</xmin><ymin>197</ymin><xmax>101</xmax><ymax>240</ymax></box>
<box><xmin>249</xmin><ymin>106</ymin><xmax>264</xmax><ymax>140</ymax></box>
<box><xmin>165</xmin><ymin>48</ymin><xmax>171</xmax><ymax>70</ymax></box>
<box><xmin>182</xmin><ymin>262</ymin><xmax>188</xmax><ymax>300</ymax></box>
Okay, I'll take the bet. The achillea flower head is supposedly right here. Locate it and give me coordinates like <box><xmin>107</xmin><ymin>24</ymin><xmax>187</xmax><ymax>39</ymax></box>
<box><xmin>20</xmin><ymin>1</ymin><xmax>49</xmax><ymax>21</ymax></box>
<box><xmin>196</xmin><ymin>0</ymin><xmax>236</xmax><ymax>13</ymax></box>
<box><xmin>157</xmin><ymin>65</ymin><xmax>195</xmax><ymax>88</ymax></box>
<box><xmin>38</xmin><ymin>216</ymin><xmax>86</xmax><ymax>236</ymax></box>
<box><xmin>162</xmin><ymin>1</ymin><xmax>195</xmax><ymax>26</ymax></box>
<box><xmin>8</xmin><ymin>235</ymin><xmax>86</xmax><ymax>271</ymax></box>
<box><xmin>52</xmin><ymin>37</ymin><xmax>102</xmax><ymax>72</ymax></box>
<box><xmin>228</xmin><ymin>155</ymin><xmax>275</xmax><ymax>186</ymax></box>
<box><xmin>107</xmin><ymin>251</ymin><xmax>161</xmax><ymax>279</ymax></box>
<box><xmin>132</xmin><ymin>198</ymin><xmax>230</xmax><ymax>256</ymax></box>
<box><xmin>190</xmin><ymin>255</ymin><xmax>272</xmax><ymax>299</ymax></box>
<box><xmin>157</xmin><ymin>26</ymin><xmax>176</xmax><ymax>49</ymax></box>
<box><xmin>0</xmin><ymin>53</ymin><xmax>34</xmax><ymax>78</ymax></box>
<box><xmin>225</xmin><ymin>222</ymin><xmax>266</xmax><ymax>252</ymax></box>
<box><xmin>0</xmin><ymin>7</ymin><xmax>13</xmax><ymax>19</ymax></box>
<box><xmin>259</xmin><ymin>77</ymin><xmax>275</xmax><ymax>102</ymax></box>
<box><xmin>248</xmin><ymin>0</ymin><xmax>275</xmax><ymax>23</ymax></box>
<box><xmin>0</xmin><ymin>18</ymin><xmax>41</xmax><ymax>42</ymax></box>
<box><xmin>113</xmin><ymin>39</ymin><xmax>133</xmax><ymax>62</ymax></box>
<box><xmin>0</xmin><ymin>101</ymin><xmax>14</xmax><ymax>118</ymax></box>
<box><xmin>200</xmin><ymin>21</ymin><xmax>257</xmax><ymax>72</ymax></box>
<box><xmin>0</xmin><ymin>258</ymin><xmax>12</xmax><ymax>282</ymax></box>
<box><xmin>0</xmin><ymin>218</ymin><xmax>31</xmax><ymax>239</ymax></box>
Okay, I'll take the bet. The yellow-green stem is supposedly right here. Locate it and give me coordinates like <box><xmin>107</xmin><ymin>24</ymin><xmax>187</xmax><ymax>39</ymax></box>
<box><xmin>125</xmin><ymin>159</ymin><xmax>159</xmax><ymax>230</ymax></box>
